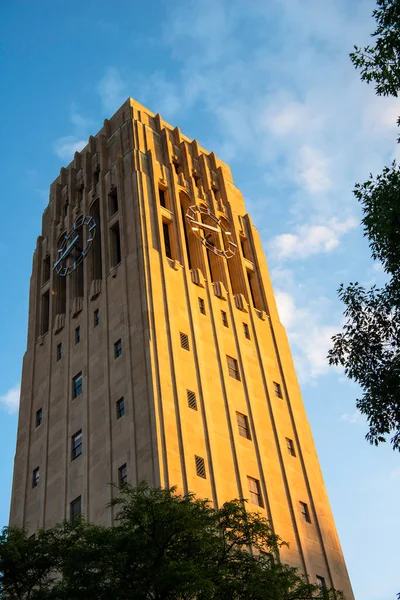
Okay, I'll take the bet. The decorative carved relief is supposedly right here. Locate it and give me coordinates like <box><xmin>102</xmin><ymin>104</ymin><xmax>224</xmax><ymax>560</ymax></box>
<box><xmin>234</xmin><ymin>294</ymin><xmax>248</xmax><ymax>312</ymax></box>
<box><xmin>191</xmin><ymin>268</ymin><xmax>205</xmax><ymax>287</ymax></box>
<box><xmin>90</xmin><ymin>279</ymin><xmax>101</xmax><ymax>300</ymax></box>
<box><xmin>53</xmin><ymin>313</ymin><xmax>66</xmax><ymax>334</ymax></box>
<box><xmin>71</xmin><ymin>297</ymin><xmax>83</xmax><ymax>317</ymax></box>
<box><xmin>213</xmin><ymin>281</ymin><xmax>228</xmax><ymax>300</ymax></box>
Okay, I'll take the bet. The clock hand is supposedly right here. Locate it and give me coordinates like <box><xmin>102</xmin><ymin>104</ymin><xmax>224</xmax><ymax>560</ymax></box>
<box><xmin>54</xmin><ymin>234</ymin><xmax>79</xmax><ymax>269</ymax></box>
<box><xmin>190</xmin><ymin>221</ymin><xmax>221</xmax><ymax>234</ymax></box>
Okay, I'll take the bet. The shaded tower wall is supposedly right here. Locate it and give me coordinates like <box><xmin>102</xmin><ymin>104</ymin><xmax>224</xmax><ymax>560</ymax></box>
<box><xmin>10</xmin><ymin>98</ymin><xmax>354</xmax><ymax>598</ymax></box>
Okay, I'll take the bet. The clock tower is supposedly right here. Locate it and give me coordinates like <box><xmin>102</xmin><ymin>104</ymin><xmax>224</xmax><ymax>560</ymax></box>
<box><xmin>10</xmin><ymin>98</ymin><xmax>354</xmax><ymax>599</ymax></box>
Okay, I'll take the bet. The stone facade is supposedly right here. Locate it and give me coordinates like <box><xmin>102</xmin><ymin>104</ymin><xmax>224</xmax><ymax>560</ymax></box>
<box><xmin>9</xmin><ymin>98</ymin><xmax>353</xmax><ymax>598</ymax></box>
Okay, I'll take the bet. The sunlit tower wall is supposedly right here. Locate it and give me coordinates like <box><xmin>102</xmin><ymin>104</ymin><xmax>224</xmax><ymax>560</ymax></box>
<box><xmin>9</xmin><ymin>98</ymin><xmax>353</xmax><ymax>598</ymax></box>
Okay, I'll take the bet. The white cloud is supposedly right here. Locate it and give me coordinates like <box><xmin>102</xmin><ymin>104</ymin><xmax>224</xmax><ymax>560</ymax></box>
<box><xmin>341</xmin><ymin>410</ymin><xmax>364</xmax><ymax>424</ymax></box>
<box><xmin>0</xmin><ymin>384</ymin><xmax>20</xmax><ymax>414</ymax></box>
<box><xmin>97</xmin><ymin>67</ymin><xmax>126</xmax><ymax>113</ymax></box>
<box><xmin>389</xmin><ymin>467</ymin><xmax>400</xmax><ymax>480</ymax></box>
<box><xmin>53</xmin><ymin>136</ymin><xmax>86</xmax><ymax>161</ymax></box>
<box><xmin>296</xmin><ymin>145</ymin><xmax>332</xmax><ymax>194</ymax></box>
<box><xmin>275</xmin><ymin>290</ymin><xmax>339</xmax><ymax>383</ymax></box>
<box><xmin>269</xmin><ymin>217</ymin><xmax>358</xmax><ymax>260</ymax></box>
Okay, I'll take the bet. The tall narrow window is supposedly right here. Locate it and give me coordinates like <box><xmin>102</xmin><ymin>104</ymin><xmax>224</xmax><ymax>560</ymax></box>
<box><xmin>40</xmin><ymin>290</ymin><xmax>50</xmax><ymax>335</ymax></box>
<box><xmin>42</xmin><ymin>255</ymin><xmax>50</xmax><ymax>284</ymax></box>
<box><xmin>35</xmin><ymin>408</ymin><xmax>43</xmax><ymax>427</ymax></box>
<box><xmin>198</xmin><ymin>298</ymin><xmax>206</xmax><ymax>315</ymax></box>
<box><xmin>118</xmin><ymin>463</ymin><xmax>127</xmax><ymax>486</ymax></box>
<box><xmin>227</xmin><ymin>356</ymin><xmax>240</xmax><ymax>381</ymax></box>
<box><xmin>116</xmin><ymin>397</ymin><xmax>125</xmax><ymax>419</ymax></box>
<box><xmin>236</xmin><ymin>412</ymin><xmax>251</xmax><ymax>440</ymax></box>
<box><xmin>71</xmin><ymin>430</ymin><xmax>83</xmax><ymax>460</ymax></box>
<box><xmin>286</xmin><ymin>437</ymin><xmax>296</xmax><ymax>457</ymax></box>
<box><xmin>221</xmin><ymin>310</ymin><xmax>228</xmax><ymax>328</ymax></box>
<box><xmin>70</xmin><ymin>496</ymin><xmax>81</xmax><ymax>521</ymax></box>
<box><xmin>94</xmin><ymin>309</ymin><xmax>99</xmax><ymax>327</ymax></box>
<box><xmin>300</xmin><ymin>501</ymin><xmax>311</xmax><ymax>523</ymax></box>
<box><xmin>32</xmin><ymin>467</ymin><xmax>40</xmax><ymax>488</ymax></box>
<box><xmin>162</xmin><ymin>222</ymin><xmax>172</xmax><ymax>259</ymax></box>
<box><xmin>159</xmin><ymin>187</ymin><xmax>167</xmax><ymax>208</ymax></box>
<box><xmin>56</xmin><ymin>343</ymin><xmax>62</xmax><ymax>362</ymax></box>
<box><xmin>316</xmin><ymin>575</ymin><xmax>326</xmax><ymax>588</ymax></box>
<box><xmin>274</xmin><ymin>382</ymin><xmax>283</xmax><ymax>398</ymax></box>
<box><xmin>108</xmin><ymin>188</ymin><xmax>118</xmax><ymax>216</ymax></box>
<box><xmin>195</xmin><ymin>455</ymin><xmax>206</xmax><ymax>479</ymax></box>
<box><xmin>110</xmin><ymin>222</ymin><xmax>122</xmax><ymax>266</ymax></box>
<box><xmin>114</xmin><ymin>339</ymin><xmax>122</xmax><ymax>358</ymax></box>
<box><xmin>75</xmin><ymin>326</ymin><xmax>80</xmax><ymax>345</ymax></box>
<box><xmin>180</xmin><ymin>204</ymin><xmax>192</xmax><ymax>269</ymax></box>
<box><xmin>243</xmin><ymin>323</ymin><xmax>250</xmax><ymax>339</ymax></box>
<box><xmin>248</xmin><ymin>477</ymin><xmax>263</xmax><ymax>507</ymax></box>
<box><xmin>72</xmin><ymin>372</ymin><xmax>83</xmax><ymax>399</ymax></box>
<box><xmin>93</xmin><ymin>168</ymin><xmax>100</xmax><ymax>188</ymax></box>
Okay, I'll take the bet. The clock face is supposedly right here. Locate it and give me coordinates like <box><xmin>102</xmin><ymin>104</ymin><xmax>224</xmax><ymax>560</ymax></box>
<box><xmin>53</xmin><ymin>215</ymin><xmax>96</xmax><ymax>276</ymax></box>
<box><xmin>186</xmin><ymin>205</ymin><xmax>237</xmax><ymax>259</ymax></box>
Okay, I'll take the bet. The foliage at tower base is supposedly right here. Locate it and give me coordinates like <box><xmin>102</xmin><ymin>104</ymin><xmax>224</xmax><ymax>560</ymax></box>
<box><xmin>0</xmin><ymin>484</ymin><xmax>340</xmax><ymax>600</ymax></box>
<box><xmin>328</xmin><ymin>0</ymin><xmax>400</xmax><ymax>451</ymax></box>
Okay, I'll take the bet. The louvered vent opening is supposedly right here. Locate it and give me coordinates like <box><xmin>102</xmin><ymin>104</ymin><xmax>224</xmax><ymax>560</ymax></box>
<box><xmin>195</xmin><ymin>455</ymin><xmax>206</xmax><ymax>479</ymax></box>
<box><xmin>187</xmin><ymin>390</ymin><xmax>197</xmax><ymax>410</ymax></box>
<box><xmin>180</xmin><ymin>332</ymin><xmax>190</xmax><ymax>351</ymax></box>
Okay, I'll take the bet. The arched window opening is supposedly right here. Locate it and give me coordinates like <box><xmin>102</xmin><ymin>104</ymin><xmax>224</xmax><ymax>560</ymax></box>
<box><xmin>179</xmin><ymin>192</ymin><xmax>205</xmax><ymax>273</ymax></box>
<box><xmin>90</xmin><ymin>200</ymin><xmax>102</xmax><ymax>280</ymax></box>
<box><xmin>40</xmin><ymin>290</ymin><xmax>50</xmax><ymax>335</ymax></box>
<box><xmin>70</xmin><ymin>224</ymin><xmax>84</xmax><ymax>299</ymax></box>
<box><xmin>110</xmin><ymin>221</ymin><xmax>122</xmax><ymax>267</ymax></box>
<box><xmin>246</xmin><ymin>269</ymin><xmax>263</xmax><ymax>310</ymax></box>
<box><xmin>108</xmin><ymin>187</ymin><xmax>118</xmax><ymax>217</ymax></box>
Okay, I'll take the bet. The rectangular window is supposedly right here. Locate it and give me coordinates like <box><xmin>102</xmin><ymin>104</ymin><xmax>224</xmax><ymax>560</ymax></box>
<box><xmin>118</xmin><ymin>463</ymin><xmax>127</xmax><ymax>486</ymax></box>
<box><xmin>162</xmin><ymin>222</ymin><xmax>172</xmax><ymax>259</ymax></box>
<box><xmin>236</xmin><ymin>412</ymin><xmax>251</xmax><ymax>440</ymax></box>
<box><xmin>286</xmin><ymin>437</ymin><xmax>296</xmax><ymax>457</ymax></box>
<box><xmin>93</xmin><ymin>168</ymin><xmax>100</xmax><ymax>188</ymax></box>
<box><xmin>198</xmin><ymin>297</ymin><xmax>206</xmax><ymax>315</ymax></box>
<box><xmin>187</xmin><ymin>389</ymin><xmax>197</xmax><ymax>411</ymax></box>
<box><xmin>94</xmin><ymin>309</ymin><xmax>99</xmax><ymax>327</ymax></box>
<box><xmin>114</xmin><ymin>339</ymin><xmax>122</xmax><ymax>358</ymax></box>
<box><xmin>227</xmin><ymin>356</ymin><xmax>240</xmax><ymax>381</ymax></box>
<box><xmin>108</xmin><ymin>188</ymin><xmax>118</xmax><ymax>216</ymax></box>
<box><xmin>75</xmin><ymin>326</ymin><xmax>80</xmax><ymax>345</ymax></box>
<box><xmin>300</xmin><ymin>501</ymin><xmax>311</xmax><ymax>523</ymax></box>
<box><xmin>32</xmin><ymin>467</ymin><xmax>39</xmax><ymax>488</ymax></box>
<box><xmin>221</xmin><ymin>310</ymin><xmax>228</xmax><ymax>328</ymax></box>
<box><xmin>72</xmin><ymin>372</ymin><xmax>83</xmax><ymax>399</ymax></box>
<box><xmin>316</xmin><ymin>575</ymin><xmax>326</xmax><ymax>588</ymax></box>
<box><xmin>35</xmin><ymin>408</ymin><xmax>42</xmax><ymax>427</ymax></box>
<box><xmin>159</xmin><ymin>187</ymin><xmax>166</xmax><ymax>208</ymax></box>
<box><xmin>116</xmin><ymin>397</ymin><xmax>125</xmax><ymax>419</ymax></box>
<box><xmin>243</xmin><ymin>323</ymin><xmax>250</xmax><ymax>339</ymax></box>
<box><xmin>57</xmin><ymin>343</ymin><xmax>62</xmax><ymax>362</ymax></box>
<box><xmin>248</xmin><ymin>476</ymin><xmax>263</xmax><ymax>507</ymax></box>
<box><xmin>195</xmin><ymin>455</ymin><xmax>206</xmax><ymax>479</ymax></box>
<box><xmin>273</xmin><ymin>382</ymin><xmax>283</xmax><ymax>398</ymax></box>
<box><xmin>110</xmin><ymin>221</ymin><xmax>122</xmax><ymax>266</ymax></box>
<box><xmin>180</xmin><ymin>332</ymin><xmax>190</xmax><ymax>351</ymax></box>
<box><xmin>70</xmin><ymin>496</ymin><xmax>82</xmax><ymax>521</ymax></box>
<box><xmin>71</xmin><ymin>430</ymin><xmax>83</xmax><ymax>460</ymax></box>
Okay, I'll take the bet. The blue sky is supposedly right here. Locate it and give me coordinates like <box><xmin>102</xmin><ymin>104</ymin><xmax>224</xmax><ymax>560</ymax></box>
<box><xmin>1</xmin><ymin>1</ymin><xmax>399</xmax><ymax>598</ymax></box>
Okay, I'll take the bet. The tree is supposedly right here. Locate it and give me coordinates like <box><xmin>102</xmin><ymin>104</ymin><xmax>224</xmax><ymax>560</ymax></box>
<box><xmin>328</xmin><ymin>0</ymin><xmax>400</xmax><ymax>451</ymax></box>
<box><xmin>0</xmin><ymin>484</ymin><xmax>341</xmax><ymax>599</ymax></box>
